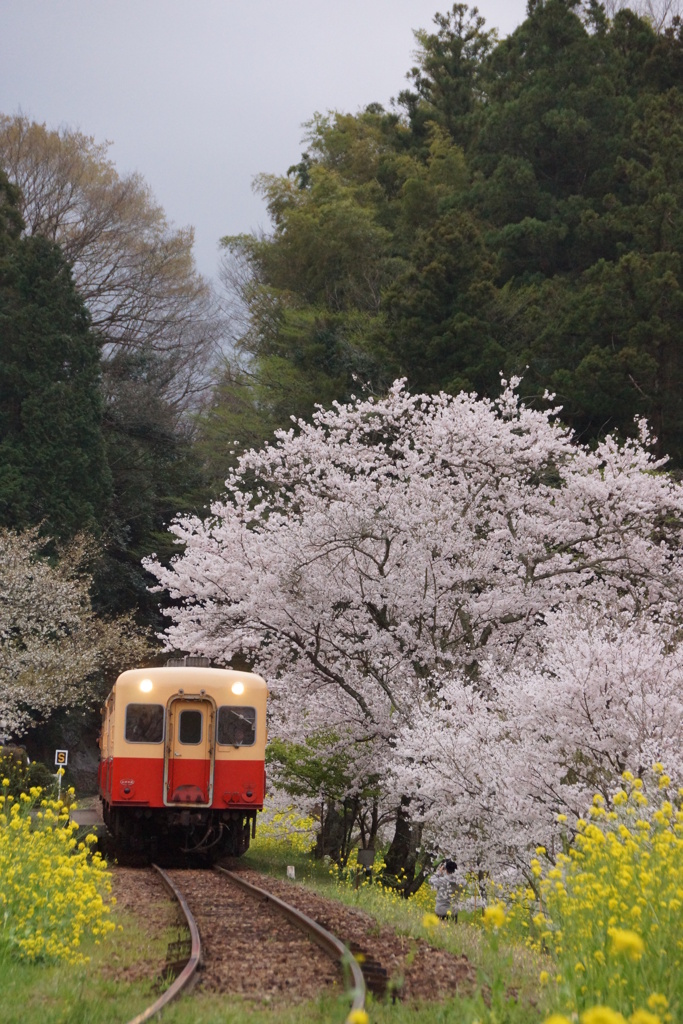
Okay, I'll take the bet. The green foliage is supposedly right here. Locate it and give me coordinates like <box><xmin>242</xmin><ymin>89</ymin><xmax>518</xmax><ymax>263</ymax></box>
<box><xmin>0</xmin><ymin>168</ymin><xmax>23</xmax><ymax>241</ymax></box>
<box><xmin>266</xmin><ymin>735</ymin><xmax>389</xmax><ymax>865</ymax></box>
<box><xmin>0</xmin><ymin>118</ymin><xmax>217</xmax><ymax>628</ymax></box>
<box><xmin>266</xmin><ymin>734</ymin><xmax>357</xmax><ymax>801</ymax></box>
<box><xmin>91</xmin><ymin>346</ymin><xmax>206</xmax><ymax>621</ymax></box>
<box><xmin>0</xmin><ymin>235</ymin><xmax>112</xmax><ymax>539</ymax></box>
<box><xmin>398</xmin><ymin>3</ymin><xmax>498</xmax><ymax>149</ymax></box>
<box><xmin>0</xmin><ymin>751</ymin><xmax>53</xmax><ymax>799</ymax></box>
<box><xmin>208</xmin><ymin>1</ymin><xmax>683</xmax><ymax>467</ymax></box>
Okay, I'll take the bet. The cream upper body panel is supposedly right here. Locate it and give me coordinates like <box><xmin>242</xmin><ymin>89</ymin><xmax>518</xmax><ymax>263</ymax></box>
<box><xmin>107</xmin><ymin>667</ymin><xmax>267</xmax><ymax>760</ymax></box>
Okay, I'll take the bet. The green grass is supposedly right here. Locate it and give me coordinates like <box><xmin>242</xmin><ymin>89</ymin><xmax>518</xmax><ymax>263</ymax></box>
<box><xmin>158</xmin><ymin>992</ymin><xmax>356</xmax><ymax>1024</ymax></box>
<box><xmin>0</xmin><ymin>911</ymin><xmax>177</xmax><ymax>1024</ymax></box>
<box><xmin>159</xmin><ymin>991</ymin><xmax>532</xmax><ymax>1024</ymax></box>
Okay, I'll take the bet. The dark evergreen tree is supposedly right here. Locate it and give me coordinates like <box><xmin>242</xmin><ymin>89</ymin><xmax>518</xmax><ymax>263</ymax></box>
<box><xmin>0</xmin><ymin>169</ymin><xmax>23</xmax><ymax>242</ymax></box>
<box><xmin>0</xmin><ymin>229</ymin><xmax>111</xmax><ymax>539</ymax></box>
<box><xmin>93</xmin><ymin>345</ymin><xmax>205</xmax><ymax>620</ymax></box>
<box><xmin>396</xmin><ymin>3</ymin><xmax>496</xmax><ymax>150</ymax></box>
<box><xmin>210</xmin><ymin>2</ymin><xmax>683</xmax><ymax>463</ymax></box>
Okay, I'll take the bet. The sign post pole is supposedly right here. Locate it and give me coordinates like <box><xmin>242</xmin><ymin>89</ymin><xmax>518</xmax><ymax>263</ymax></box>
<box><xmin>54</xmin><ymin>750</ymin><xmax>69</xmax><ymax>801</ymax></box>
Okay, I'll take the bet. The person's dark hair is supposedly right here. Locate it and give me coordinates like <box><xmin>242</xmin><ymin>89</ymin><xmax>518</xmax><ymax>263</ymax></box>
<box><xmin>444</xmin><ymin>859</ymin><xmax>457</xmax><ymax>873</ymax></box>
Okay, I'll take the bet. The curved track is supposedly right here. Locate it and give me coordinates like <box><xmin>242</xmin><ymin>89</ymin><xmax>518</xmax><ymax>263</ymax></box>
<box><xmin>123</xmin><ymin>864</ymin><xmax>366</xmax><ymax>1024</ymax></box>
<box><xmin>216</xmin><ymin>866</ymin><xmax>366</xmax><ymax>1019</ymax></box>
<box><xmin>124</xmin><ymin>864</ymin><xmax>201</xmax><ymax>1024</ymax></box>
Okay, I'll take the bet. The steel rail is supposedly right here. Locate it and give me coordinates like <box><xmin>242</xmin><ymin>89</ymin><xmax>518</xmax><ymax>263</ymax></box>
<box><xmin>123</xmin><ymin>864</ymin><xmax>202</xmax><ymax>1024</ymax></box>
<box><xmin>215</xmin><ymin>866</ymin><xmax>366</xmax><ymax>1023</ymax></box>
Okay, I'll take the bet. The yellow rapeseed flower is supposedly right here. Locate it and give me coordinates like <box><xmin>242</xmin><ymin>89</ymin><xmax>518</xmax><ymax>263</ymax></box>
<box><xmin>646</xmin><ymin>995</ymin><xmax>668</xmax><ymax>1012</ymax></box>
<box><xmin>581</xmin><ymin>1007</ymin><xmax>627</xmax><ymax>1024</ymax></box>
<box><xmin>609</xmin><ymin>928</ymin><xmax>645</xmax><ymax>960</ymax></box>
<box><xmin>483</xmin><ymin>903</ymin><xmax>506</xmax><ymax>928</ymax></box>
<box><xmin>629</xmin><ymin>1010</ymin><xmax>661</xmax><ymax>1024</ymax></box>
<box><xmin>347</xmin><ymin>1010</ymin><xmax>369</xmax><ymax>1024</ymax></box>
<box><xmin>422</xmin><ymin>912</ymin><xmax>440</xmax><ymax>929</ymax></box>
<box><xmin>0</xmin><ymin>784</ymin><xmax>113</xmax><ymax>964</ymax></box>
<box><xmin>544</xmin><ymin>1016</ymin><xmax>572</xmax><ymax>1024</ymax></box>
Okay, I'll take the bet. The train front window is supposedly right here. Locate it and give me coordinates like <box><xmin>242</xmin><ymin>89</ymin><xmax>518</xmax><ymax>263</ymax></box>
<box><xmin>179</xmin><ymin>709</ymin><xmax>202</xmax><ymax>744</ymax></box>
<box><xmin>125</xmin><ymin>704</ymin><xmax>164</xmax><ymax>743</ymax></box>
<box><xmin>217</xmin><ymin>706</ymin><xmax>256</xmax><ymax>746</ymax></box>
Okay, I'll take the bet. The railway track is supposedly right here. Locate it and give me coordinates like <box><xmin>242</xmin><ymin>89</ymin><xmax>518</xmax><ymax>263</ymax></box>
<box><xmin>123</xmin><ymin>864</ymin><xmax>366</xmax><ymax>1024</ymax></box>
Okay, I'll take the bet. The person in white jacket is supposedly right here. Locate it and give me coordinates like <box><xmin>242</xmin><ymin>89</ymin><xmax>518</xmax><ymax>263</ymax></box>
<box><xmin>428</xmin><ymin>859</ymin><xmax>460</xmax><ymax>920</ymax></box>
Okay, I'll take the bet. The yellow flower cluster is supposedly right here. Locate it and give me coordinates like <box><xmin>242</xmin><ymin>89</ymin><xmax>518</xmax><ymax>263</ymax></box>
<box><xmin>326</xmin><ymin>853</ymin><xmax>438</xmax><ymax>913</ymax></box>
<box><xmin>544</xmin><ymin>1002</ymin><xmax>668</xmax><ymax>1024</ymax></box>
<box><xmin>250</xmin><ymin>806</ymin><xmax>317</xmax><ymax>857</ymax></box>
<box><xmin>0</xmin><ymin>781</ymin><xmax>114</xmax><ymax>964</ymax></box>
<box><xmin>509</xmin><ymin>768</ymin><xmax>682</xmax><ymax>1022</ymax></box>
<box><xmin>483</xmin><ymin>902</ymin><xmax>506</xmax><ymax>929</ymax></box>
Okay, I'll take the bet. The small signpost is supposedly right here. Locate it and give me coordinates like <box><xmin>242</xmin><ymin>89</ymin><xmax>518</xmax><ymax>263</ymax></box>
<box><xmin>355</xmin><ymin>847</ymin><xmax>375</xmax><ymax>888</ymax></box>
<box><xmin>357</xmin><ymin>848</ymin><xmax>376</xmax><ymax>869</ymax></box>
<box><xmin>54</xmin><ymin>750</ymin><xmax>68</xmax><ymax>799</ymax></box>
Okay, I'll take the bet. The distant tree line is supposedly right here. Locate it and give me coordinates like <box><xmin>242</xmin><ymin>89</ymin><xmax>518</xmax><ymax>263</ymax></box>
<box><xmin>214</xmin><ymin>0</ymin><xmax>683</xmax><ymax>469</ymax></box>
<box><xmin>0</xmin><ymin>122</ymin><xmax>217</xmax><ymax>735</ymax></box>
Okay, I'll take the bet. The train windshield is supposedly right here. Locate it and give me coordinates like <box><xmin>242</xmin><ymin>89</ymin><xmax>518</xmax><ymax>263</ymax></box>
<box><xmin>125</xmin><ymin>703</ymin><xmax>164</xmax><ymax>743</ymax></box>
<box><xmin>217</xmin><ymin>706</ymin><xmax>256</xmax><ymax>746</ymax></box>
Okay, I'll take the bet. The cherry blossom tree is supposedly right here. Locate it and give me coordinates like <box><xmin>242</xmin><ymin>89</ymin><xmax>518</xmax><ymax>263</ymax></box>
<box><xmin>0</xmin><ymin>528</ymin><xmax>150</xmax><ymax>740</ymax></box>
<box><xmin>146</xmin><ymin>380</ymin><xmax>683</xmax><ymax>871</ymax></box>
<box><xmin>393</xmin><ymin>606</ymin><xmax>683</xmax><ymax>879</ymax></box>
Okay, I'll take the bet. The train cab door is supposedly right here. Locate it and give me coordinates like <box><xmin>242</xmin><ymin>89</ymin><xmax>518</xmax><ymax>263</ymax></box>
<box><xmin>164</xmin><ymin>697</ymin><xmax>215</xmax><ymax>805</ymax></box>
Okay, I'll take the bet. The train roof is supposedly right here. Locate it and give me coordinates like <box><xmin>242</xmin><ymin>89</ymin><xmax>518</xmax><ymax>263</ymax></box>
<box><xmin>109</xmin><ymin>666</ymin><xmax>267</xmax><ymax>701</ymax></box>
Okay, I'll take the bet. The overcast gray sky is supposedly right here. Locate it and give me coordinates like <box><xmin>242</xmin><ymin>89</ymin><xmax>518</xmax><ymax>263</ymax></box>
<box><xmin>1</xmin><ymin>1</ymin><xmax>528</xmax><ymax>280</ymax></box>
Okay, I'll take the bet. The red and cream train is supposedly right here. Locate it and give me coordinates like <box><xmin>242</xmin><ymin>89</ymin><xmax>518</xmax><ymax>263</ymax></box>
<box><xmin>98</xmin><ymin>659</ymin><xmax>267</xmax><ymax>858</ymax></box>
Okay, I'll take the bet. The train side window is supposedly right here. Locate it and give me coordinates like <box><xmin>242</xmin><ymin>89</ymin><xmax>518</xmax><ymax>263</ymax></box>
<box><xmin>125</xmin><ymin>704</ymin><xmax>164</xmax><ymax>743</ymax></box>
<box><xmin>217</xmin><ymin>706</ymin><xmax>256</xmax><ymax>746</ymax></box>
<box><xmin>179</xmin><ymin>709</ymin><xmax>202</xmax><ymax>744</ymax></box>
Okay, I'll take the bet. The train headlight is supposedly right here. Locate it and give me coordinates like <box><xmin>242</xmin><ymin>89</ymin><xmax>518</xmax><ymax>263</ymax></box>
<box><xmin>139</xmin><ymin>679</ymin><xmax>153</xmax><ymax>693</ymax></box>
<box><xmin>231</xmin><ymin>681</ymin><xmax>245</xmax><ymax>695</ymax></box>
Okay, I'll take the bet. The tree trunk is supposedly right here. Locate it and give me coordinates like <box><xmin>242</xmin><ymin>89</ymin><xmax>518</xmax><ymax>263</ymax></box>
<box><xmin>314</xmin><ymin>797</ymin><xmax>346</xmax><ymax>862</ymax></box>
<box><xmin>382</xmin><ymin>796</ymin><xmax>426</xmax><ymax>897</ymax></box>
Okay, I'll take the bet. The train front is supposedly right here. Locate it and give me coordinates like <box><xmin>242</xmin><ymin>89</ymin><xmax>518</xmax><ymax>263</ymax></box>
<box><xmin>98</xmin><ymin>666</ymin><xmax>267</xmax><ymax>859</ymax></box>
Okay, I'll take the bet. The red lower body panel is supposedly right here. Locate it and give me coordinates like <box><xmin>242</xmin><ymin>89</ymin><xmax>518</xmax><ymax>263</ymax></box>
<box><xmin>213</xmin><ymin>759</ymin><xmax>264</xmax><ymax>809</ymax></box>
<box><xmin>99</xmin><ymin>756</ymin><xmax>264</xmax><ymax>809</ymax></box>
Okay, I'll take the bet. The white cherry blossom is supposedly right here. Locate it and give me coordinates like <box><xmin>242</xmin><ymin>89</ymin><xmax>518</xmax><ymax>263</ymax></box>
<box><xmin>146</xmin><ymin>381</ymin><xmax>683</xmax><ymax>872</ymax></box>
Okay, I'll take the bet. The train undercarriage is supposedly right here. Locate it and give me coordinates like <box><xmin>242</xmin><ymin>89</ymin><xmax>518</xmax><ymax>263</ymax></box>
<box><xmin>102</xmin><ymin>802</ymin><xmax>255</xmax><ymax>863</ymax></box>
